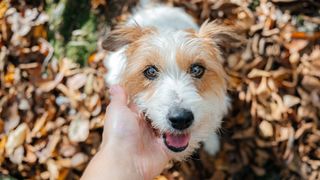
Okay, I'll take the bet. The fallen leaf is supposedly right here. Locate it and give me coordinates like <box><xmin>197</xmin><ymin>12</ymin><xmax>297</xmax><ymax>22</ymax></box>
<box><xmin>4</xmin><ymin>103</ymin><xmax>20</xmax><ymax>132</ymax></box>
<box><xmin>9</xmin><ymin>145</ymin><xmax>24</xmax><ymax>164</ymax></box>
<box><xmin>0</xmin><ymin>135</ymin><xmax>7</xmax><ymax>164</ymax></box>
<box><xmin>259</xmin><ymin>120</ymin><xmax>273</xmax><ymax>138</ymax></box>
<box><xmin>37</xmin><ymin>130</ymin><xmax>61</xmax><ymax>163</ymax></box>
<box><xmin>283</xmin><ymin>95</ymin><xmax>300</xmax><ymax>108</ymax></box>
<box><xmin>47</xmin><ymin>159</ymin><xmax>59</xmax><ymax>180</ymax></box>
<box><xmin>66</xmin><ymin>73</ymin><xmax>87</xmax><ymax>90</ymax></box>
<box><xmin>71</xmin><ymin>153</ymin><xmax>88</xmax><ymax>167</ymax></box>
<box><xmin>0</xmin><ymin>0</ymin><xmax>9</xmax><ymax>19</ymax></box>
<box><xmin>68</xmin><ymin>118</ymin><xmax>89</xmax><ymax>142</ymax></box>
<box><xmin>5</xmin><ymin>123</ymin><xmax>28</xmax><ymax>155</ymax></box>
<box><xmin>31</xmin><ymin>112</ymin><xmax>48</xmax><ymax>138</ymax></box>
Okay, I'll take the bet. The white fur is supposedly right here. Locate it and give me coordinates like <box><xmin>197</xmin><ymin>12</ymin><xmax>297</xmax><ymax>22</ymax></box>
<box><xmin>203</xmin><ymin>133</ymin><xmax>220</xmax><ymax>155</ymax></box>
<box><xmin>104</xmin><ymin>4</ymin><xmax>226</xmax><ymax>160</ymax></box>
<box><xmin>105</xmin><ymin>5</ymin><xmax>198</xmax><ymax>85</ymax></box>
<box><xmin>104</xmin><ymin>47</ymin><xmax>127</xmax><ymax>85</ymax></box>
<box><xmin>128</xmin><ymin>6</ymin><xmax>198</xmax><ymax>31</ymax></box>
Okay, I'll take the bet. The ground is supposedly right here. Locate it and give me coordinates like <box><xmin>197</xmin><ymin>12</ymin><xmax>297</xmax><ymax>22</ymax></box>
<box><xmin>0</xmin><ymin>0</ymin><xmax>320</xmax><ymax>179</ymax></box>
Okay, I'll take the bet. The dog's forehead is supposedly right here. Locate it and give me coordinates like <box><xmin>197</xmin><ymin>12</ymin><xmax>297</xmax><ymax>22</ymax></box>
<box><xmin>147</xmin><ymin>30</ymin><xmax>198</xmax><ymax>52</ymax></box>
<box><xmin>141</xmin><ymin>30</ymin><xmax>204</xmax><ymax>69</ymax></box>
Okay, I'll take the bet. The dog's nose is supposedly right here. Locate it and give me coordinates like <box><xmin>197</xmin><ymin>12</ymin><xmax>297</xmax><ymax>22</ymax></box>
<box><xmin>168</xmin><ymin>108</ymin><xmax>194</xmax><ymax>130</ymax></box>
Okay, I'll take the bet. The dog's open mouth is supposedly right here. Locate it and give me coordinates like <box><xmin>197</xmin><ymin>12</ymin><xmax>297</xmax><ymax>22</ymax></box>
<box><xmin>144</xmin><ymin>113</ymin><xmax>190</xmax><ymax>152</ymax></box>
<box><xmin>163</xmin><ymin>133</ymin><xmax>190</xmax><ymax>152</ymax></box>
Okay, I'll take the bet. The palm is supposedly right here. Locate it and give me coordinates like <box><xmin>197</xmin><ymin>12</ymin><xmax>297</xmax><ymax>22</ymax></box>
<box><xmin>134</xmin><ymin>118</ymin><xmax>170</xmax><ymax>180</ymax></box>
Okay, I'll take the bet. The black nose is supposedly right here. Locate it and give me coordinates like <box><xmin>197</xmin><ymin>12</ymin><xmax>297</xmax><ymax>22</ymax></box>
<box><xmin>168</xmin><ymin>108</ymin><xmax>194</xmax><ymax>130</ymax></box>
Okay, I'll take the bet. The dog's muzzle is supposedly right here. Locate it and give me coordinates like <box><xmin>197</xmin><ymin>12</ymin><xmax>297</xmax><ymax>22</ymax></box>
<box><xmin>162</xmin><ymin>107</ymin><xmax>193</xmax><ymax>152</ymax></box>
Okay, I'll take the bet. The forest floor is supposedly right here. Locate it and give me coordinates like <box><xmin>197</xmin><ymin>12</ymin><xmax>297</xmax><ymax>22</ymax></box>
<box><xmin>0</xmin><ymin>0</ymin><xmax>320</xmax><ymax>179</ymax></box>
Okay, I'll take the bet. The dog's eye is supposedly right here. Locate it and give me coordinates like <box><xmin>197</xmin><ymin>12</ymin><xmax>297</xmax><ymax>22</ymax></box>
<box><xmin>190</xmin><ymin>64</ymin><xmax>205</xmax><ymax>78</ymax></box>
<box><xmin>143</xmin><ymin>66</ymin><xmax>159</xmax><ymax>80</ymax></box>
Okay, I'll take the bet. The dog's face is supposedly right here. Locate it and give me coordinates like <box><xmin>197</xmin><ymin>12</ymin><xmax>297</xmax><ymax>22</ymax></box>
<box><xmin>103</xmin><ymin>21</ymin><xmax>235</xmax><ymax>160</ymax></box>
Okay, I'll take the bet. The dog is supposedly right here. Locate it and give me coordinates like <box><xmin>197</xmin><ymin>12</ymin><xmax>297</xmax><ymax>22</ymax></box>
<box><xmin>102</xmin><ymin>1</ymin><xmax>238</xmax><ymax>160</ymax></box>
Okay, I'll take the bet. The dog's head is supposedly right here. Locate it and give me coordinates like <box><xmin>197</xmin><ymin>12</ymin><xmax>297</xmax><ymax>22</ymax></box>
<box><xmin>103</xmin><ymin>21</ymin><xmax>238</xmax><ymax>160</ymax></box>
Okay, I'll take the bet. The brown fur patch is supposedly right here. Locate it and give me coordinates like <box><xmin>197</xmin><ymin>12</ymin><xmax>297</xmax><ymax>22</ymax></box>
<box><xmin>102</xmin><ymin>25</ymin><xmax>155</xmax><ymax>51</ymax></box>
<box><xmin>198</xmin><ymin>20</ymin><xmax>244</xmax><ymax>50</ymax></box>
<box><xmin>176</xmin><ymin>33</ymin><xmax>227</xmax><ymax>97</ymax></box>
<box><xmin>119</xmin><ymin>36</ymin><xmax>165</xmax><ymax>99</ymax></box>
<box><xmin>112</xmin><ymin>23</ymin><xmax>231</xmax><ymax>100</ymax></box>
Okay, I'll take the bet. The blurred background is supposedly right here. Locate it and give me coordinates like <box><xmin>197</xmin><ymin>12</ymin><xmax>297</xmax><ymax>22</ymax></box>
<box><xmin>0</xmin><ymin>0</ymin><xmax>319</xmax><ymax>179</ymax></box>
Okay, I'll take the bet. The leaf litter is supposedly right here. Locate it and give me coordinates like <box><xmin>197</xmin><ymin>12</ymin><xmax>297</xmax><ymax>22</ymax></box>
<box><xmin>0</xmin><ymin>0</ymin><xmax>319</xmax><ymax>179</ymax></box>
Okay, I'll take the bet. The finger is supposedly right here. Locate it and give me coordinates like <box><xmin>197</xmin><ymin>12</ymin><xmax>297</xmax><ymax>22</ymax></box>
<box><xmin>128</xmin><ymin>102</ymin><xmax>139</xmax><ymax>114</ymax></box>
<box><xmin>108</xmin><ymin>84</ymin><xmax>128</xmax><ymax>107</ymax></box>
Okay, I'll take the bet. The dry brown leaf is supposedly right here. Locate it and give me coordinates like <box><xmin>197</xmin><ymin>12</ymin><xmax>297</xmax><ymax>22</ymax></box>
<box><xmin>301</xmin><ymin>76</ymin><xmax>320</xmax><ymax>91</ymax></box>
<box><xmin>68</xmin><ymin>118</ymin><xmax>90</xmax><ymax>142</ymax></box>
<box><xmin>47</xmin><ymin>159</ymin><xmax>59</xmax><ymax>180</ymax></box>
<box><xmin>295</xmin><ymin>123</ymin><xmax>313</xmax><ymax>140</ymax></box>
<box><xmin>66</xmin><ymin>73</ymin><xmax>87</xmax><ymax>91</ymax></box>
<box><xmin>5</xmin><ymin>123</ymin><xmax>28</xmax><ymax>155</ymax></box>
<box><xmin>1</xmin><ymin>0</ymin><xmax>319</xmax><ymax>179</ymax></box>
<box><xmin>248</xmin><ymin>69</ymin><xmax>271</xmax><ymax>78</ymax></box>
<box><xmin>37</xmin><ymin>130</ymin><xmax>61</xmax><ymax>163</ymax></box>
<box><xmin>0</xmin><ymin>135</ymin><xmax>7</xmax><ymax>164</ymax></box>
<box><xmin>0</xmin><ymin>0</ymin><xmax>9</xmax><ymax>19</ymax></box>
<box><xmin>283</xmin><ymin>95</ymin><xmax>300</xmax><ymax>108</ymax></box>
<box><xmin>56</xmin><ymin>159</ymin><xmax>72</xmax><ymax>168</ymax></box>
<box><xmin>24</xmin><ymin>146</ymin><xmax>37</xmax><ymax>163</ymax></box>
<box><xmin>56</xmin><ymin>84</ymin><xmax>82</xmax><ymax>108</ymax></box>
<box><xmin>9</xmin><ymin>145</ymin><xmax>24</xmax><ymax>164</ymax></box>
<box><xmin>90</xmin><ymin>114</ymin><xmax>105</xmax><ymax>129</ymax></box>
<box><xmin>284</xmin><ymin>39</ymin><xmax>309</xmax><ymax>53</ymax></box>
<box><xmin>84</xmin><ymin>73</ymin><xmax>94</xmax><ymax>95</ymax></box>
<box><xmin>59</xmin><ymin>142</ymin><xmax>77</xmax><ymax>158</ymax></box>
<box><xmin>259</xmin><ymin>120</ymin><xmax>273</xmax><ymax>138</ymax></box>
<box><xmin>38</xmin><ymin>72</ymin><xmax>64</xmax><ymax>92</ymax></box>
<box><xmin>276</xmin><ymin>126</ymin><xmax>294</xmax><ymax>142</ymax></box>
<box><xmin>31</xmin><ymin>112</ymin><xmax>48</xmax><ymax>138</ymax></box>
<box><xmin>71</xmin><ymin>153</ymin><xmax>88</xmax><ymax>167</ymax></box>
<box><xmin>4</xmin><ymin>102</ymin><xmax>20</xmax><ymax>133</ymax></box>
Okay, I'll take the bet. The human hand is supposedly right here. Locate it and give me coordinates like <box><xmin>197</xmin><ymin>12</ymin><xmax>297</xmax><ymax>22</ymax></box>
<box><xmin>82</xmin><ymin>85</ymin><xmax>171</xmax><ymax>180</ymax></box>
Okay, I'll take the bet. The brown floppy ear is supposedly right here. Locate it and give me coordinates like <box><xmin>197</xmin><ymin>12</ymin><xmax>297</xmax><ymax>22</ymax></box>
<box><xmin>102</xmin><ymin>25</ymin><xmax>153</xmax><ymax>51</ymax></box>
<box><xmin>198</xmin><ymin>20</ymin><xmax>245</xmax><ymax>49</ymax></box>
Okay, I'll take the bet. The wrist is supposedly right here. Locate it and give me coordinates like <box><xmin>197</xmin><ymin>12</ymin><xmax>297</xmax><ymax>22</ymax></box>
<box><xmin>97</xmin><ymin>144</ymin><xmax>144</xmax><ymax>180</ymax></box>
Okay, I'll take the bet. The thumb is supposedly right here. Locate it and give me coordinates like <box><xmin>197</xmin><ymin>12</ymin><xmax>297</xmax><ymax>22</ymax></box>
<box><xmin>109</xmin><ymin>85</ymin><xmax>128</xmax><ymax>107</ymax></box>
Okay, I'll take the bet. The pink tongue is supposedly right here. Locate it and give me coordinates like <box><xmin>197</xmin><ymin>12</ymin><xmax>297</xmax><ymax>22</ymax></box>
<box><xmin>165</xmin><ymin>133</ymin><xmax>190</xmax><ymax>148</ymax></box>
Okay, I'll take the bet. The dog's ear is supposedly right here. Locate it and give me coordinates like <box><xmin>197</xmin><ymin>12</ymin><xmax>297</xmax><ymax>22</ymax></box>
<box><xmin>102</xmin><ymin>25</ymin><xmax>153</xmax><ymax>51</ymax></box>
<box><xmin>198</xmin><ymin>20</ymin><xmax>245</xmax><ymax>49</ymax></box>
